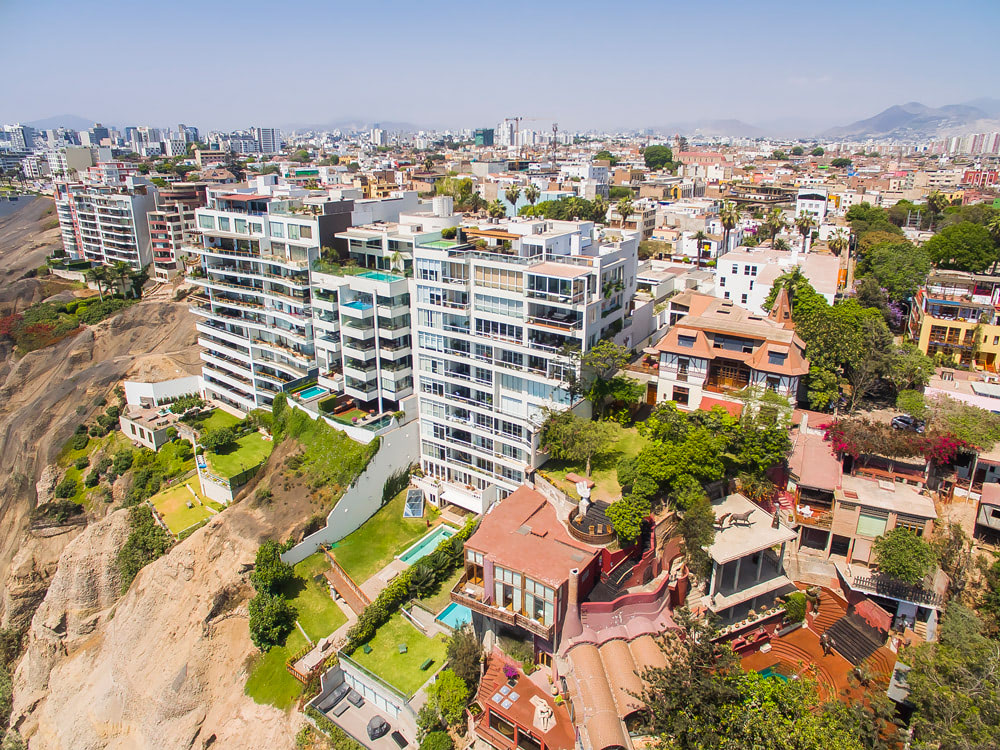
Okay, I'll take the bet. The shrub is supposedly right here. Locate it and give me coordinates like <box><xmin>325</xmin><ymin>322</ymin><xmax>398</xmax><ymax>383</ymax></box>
<box><xmin>248</xmin><ymin>591</ymin><xmax>296</xmax><ymax>651</ymax></box>
<box><xmin>420</xmin><ymin>732</ymin><xmax>454</xmax><ymax>750</ymax></box>
<box><xmin>84</xmin><ymin>470</ymin><xmax>100</xmax><ymax>487</ymax></box>
<box><xmin>30</xmin><ymin>500</ymin><xmax>83</xmax><ymax>524</ymax></box>
<box><xmin>446</xmin><ymin>625</ymin><xmax>482</xmax><ymax>689</ymax></box>
<box><xmin>250</xmin><ymin>540</ymin><xmax>294</xmax><ymax>594</ymax></box>
<box><xmin>70</xmin><ymin>432</ymin><xmax>89</xmax><ymax>450</ymax></box>
<box><xmin>873</xmin><ymin>527</ymin><xmax>936</xmax><ymax>584</ymax></box>
<box><xmin>425</xmin><ymin>668</ymin><xmax>469</xmax><ymax>726</ymax></box>
<box><xmin>201</xmin><ymin>426</ymin><xmax>236</xmax><ymax>453</ymax></box>
<box><xmin>117</xmin><ymin>505</ymin><xmax>173</xmax><ymax>592</ymax></box>
<box><xmin>440</xmin><ymin>227</ymin><xmax>457</xmax><ymax>240</ymax></box>
<box><xmin>783</xmin><ymin>591</ymin><xmax>807</xmax><ymax>622</ymax></box>
<box><xmin>74</xmin><ymin>456</ymin><xmax>89</xmax><ymax>470</ymax></box>
<box><xmin>167</xmin><ymin>394</ymin><xmax>204</xmax><ymax>414</ymax></box>
<box><xmin>112</xmin><ymin>449</ymin><xmax>133</xmax><ymax>474</ymax></box>
<box><xmin>53</xmin><ymin>476</ymin><xmax>77</xmax><ymax>499</ymax></box>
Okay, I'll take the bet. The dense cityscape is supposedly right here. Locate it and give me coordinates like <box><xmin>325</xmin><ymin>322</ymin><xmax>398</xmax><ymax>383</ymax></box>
<box><xmin>1</xmin><ymin>3</ymin><xmax>999</xmax><ymax>750</ymax></box>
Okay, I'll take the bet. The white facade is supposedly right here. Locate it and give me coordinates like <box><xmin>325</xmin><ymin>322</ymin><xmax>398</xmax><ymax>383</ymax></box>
<box><xmin>412</xmin><ymin>220</ymin><xmax>639</xmax><ymax>513</ymax></box>
<box><xmin>795</xmin><ymin>187</ymin><xmax>829</xmax><ymax>222</ymax></box>
<box><xmin>255</xmin><ymin>127</ymin><xmax>281</xmax><ymax>154</ymax></box>
<box><xmin>716</xmin><ymin>247</ymin><xmax>840</xmax><ymax>314</ymax></box>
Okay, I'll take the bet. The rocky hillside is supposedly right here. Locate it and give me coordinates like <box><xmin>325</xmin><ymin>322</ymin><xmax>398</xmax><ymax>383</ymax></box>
<box><xmin>11</xmin><ymin>486</ymin><xmax>307</xmax><ymax>749</ymax></box>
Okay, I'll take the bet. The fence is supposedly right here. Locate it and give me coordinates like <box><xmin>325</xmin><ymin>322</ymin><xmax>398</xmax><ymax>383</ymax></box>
<box><xmin>281</xmin><ymin>419</ymin><xmax>420</xmax><ymax>565</ymax></box>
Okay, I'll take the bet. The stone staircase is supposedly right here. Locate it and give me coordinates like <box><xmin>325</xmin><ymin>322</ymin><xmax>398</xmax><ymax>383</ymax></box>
<box><xmin>822</xmin><ymin>613</ymin><xmax>885</xmax><ymax>667</ymax></box>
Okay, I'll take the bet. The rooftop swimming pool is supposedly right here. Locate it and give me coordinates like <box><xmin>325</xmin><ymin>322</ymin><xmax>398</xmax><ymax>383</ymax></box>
<box><xmin>436</xmin><ymin>602</ymin><xmax>472</xmax><ymax>630</ymax></box>
<box><xmin>398</xmin><ymin>524</ymin><xmax>457</xmax><ymax>565</ymax></box>
<box><xmin>359</xmin><ymin>270</ymin><xmax>403</xmax><ymax>282</ymax></box>
<box><xmin>298</xmin><ymin>385</ymin><xmax>329</xmax><ymax>400</ymax></box>
<box><xmin>422</xmin><ymin>240</ymin><xmax>460</xmax><ymax>250</ymax></box>
<box><xmin>342</xmin><ymin>300</ymin><xmax>374</xmax><ymax>310</ymax></box>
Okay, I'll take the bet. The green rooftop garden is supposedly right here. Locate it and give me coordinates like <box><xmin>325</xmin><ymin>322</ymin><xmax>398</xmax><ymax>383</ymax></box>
<box><xmin>205</xmin><ymin>432</ymin><xmax>272</xmax><ymax>479</ymax></box>
<box><xmin>348</xmin><ymin>613</ymin><xmax>447</xmax><ymax>697</ymax></box>
<box><xmin>539</xmin><ymin>425</ymin><xmax>649</xmax><ymax>503</ymax></box>
<box><xmin>149</xmin><ymin>477</ymin><xmax>223</xmax><ymax>536</ymax></box>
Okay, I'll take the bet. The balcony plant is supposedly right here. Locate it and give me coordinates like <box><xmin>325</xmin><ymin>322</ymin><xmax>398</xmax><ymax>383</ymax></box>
<box><xmin>503</xmin><ymin>664</ymin><xmax>519</xmax><ymax>685</ymax></box>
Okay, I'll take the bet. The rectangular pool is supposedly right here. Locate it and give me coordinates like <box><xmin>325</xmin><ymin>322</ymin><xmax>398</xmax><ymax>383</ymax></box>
<box><xmin>436</xmin><ymin>602</ymin><xmax>472</xmax><ymax>630</ymax></box>
<box><xmin>359</xmin><ymin>270</ymin><xmax>403</xmax><ymax>282</ymax></box>
<box><xmin>298</xmin><ymin>385</ymin><xmax>328</xmax><ymax>400</ymax></box>
<box><xmin>398</xmin><ymin>524</ymin><xmax>457</xmax><ymax>565</ymax></box>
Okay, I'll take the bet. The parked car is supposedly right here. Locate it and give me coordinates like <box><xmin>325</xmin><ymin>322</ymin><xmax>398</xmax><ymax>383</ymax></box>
<box><xmin>390</xmin><ymin>731</ymin><xmax>408</xmax><ymax>749</ymax></box>
<box><xmin>367</xmin><ymin>716</ymin><xmax>390</xmax><ymax>741</ymax></box>
<box><xmin>891</xmin><ymin>414</ymin><xmax>925</xmax><ymax>433</ymax></box>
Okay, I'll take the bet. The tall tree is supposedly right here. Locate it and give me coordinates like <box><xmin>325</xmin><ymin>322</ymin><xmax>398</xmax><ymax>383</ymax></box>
<box><xmin>539</xmin><ymin>410</ymin><xmax>617</xmax><ymax>476</ymax></box>
<box><xmin>718</xmin><ymin>200</ymin><xmax>741</xmax><ymax>255</ymax></box>
<box><xmin>692</xmin><ymin>230</ymin><xmax>707</xmax><ymax>269</ymax></box>
<box><xmin>828</xmin><ymin>228</ymin><xmax>849</xmax><ymax>256</ymax></box>
<box><xmin>795</xmin><ymin>213</ymin><xmax>816</xmax><ymax>252</ymax></box>
<box><xmin>615</xmin><ymin>197</ymin><xmax>634</xmax><ymax>230</ymax></box>
<box><xmin>925</xmin><ymin>221</ymin><xmax>998</xmax><ymax>273</ymax></box>
<box><xmin>504</xmin><ymin>185</ymin><xmax>521</xmax><ymax>213</ymax></box>
<box><xmin>523</xmin><ymin>183</ymin><xmax>540</xmax><ymax>206</ymax></box>
<box><xmin>85</xmin><ymin>266</ymin><xmax>106</xmax><ymax>301</ymax></box>
<box><xmin>111</xmin><ymin>260</ymin><xmax>134</xmax><ymax>298</ymax></box>
<box><xmin>764</xmin><ymin>206</ymin><xmax>787</xmax><ymax>243</ymax></box>
<box><xmin>487</xmin><ymin>200</ymin><xmax>506</xmax><ymax>220</ymax></box>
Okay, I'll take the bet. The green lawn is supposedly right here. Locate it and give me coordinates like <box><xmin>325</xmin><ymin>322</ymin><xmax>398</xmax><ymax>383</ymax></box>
<box><xmin>244</xmin><ymin>627</ymin><xmax>308</xmax><ymax>710</ymax></box>
<box><xmin>150</xmin><ymin>477</ymin><xmax>224</xmax><ymax>535</ymax></box>
<box><xmin>540</xmin><ymin>425</ymin><xmax>649</xmax><ymax>502</ymax></box>
<box><xmin>330</xmin><ymin>408</ymin><xmax>369</xmax><ymax>425</ymax></box>
<box><xmin>197</xmin><ymin>408</ymin><xmax>241</xmax><ymax>433</ymax></box>
<box><xmin>206</xmin><ymin>432</ymin><xmax>272</xmax><ymax>479</ymax></box>
<box><xmin>285</xmin><ymin>553</ymin><xmax>348</xmax><ymax>642</ymax></box>
<box><xmin>416</xmin><ymin>566</ymin><xmax>464</xmax><ymax>615</ymax></box>
<box><xmin>331</xmin><ymin>490</ymin><xmax>439</xmax><ymax>584</ymax></box>
<box><xmin>349</xmin><ymin>613</ymin><xmax>448</xmax><ymax>697</ymax></box>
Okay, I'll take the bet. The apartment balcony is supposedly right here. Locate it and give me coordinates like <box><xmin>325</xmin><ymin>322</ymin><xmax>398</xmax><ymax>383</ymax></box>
<box><xmin>339</xmin><ymin>300</ymin><xmax>376</xmax><ymax>321</ymax></box>
<box><xmin>202</xmin><ymin>361</ymin><xmax>254</xmax><ymax>391</ymax></box>
<box><xmin>450</xmin><ymin>574</ymin><xmax>554</xmax><ymax>640</ymax></box>
<box><xmin>342</xmin><ymin>339</ymin><xmax>377</xmax><ymax>360</ymax></box>
<box><xmin>525</xmin><ymin>312</ymin><xmax>583</xmax><ymax>333</ymax></box>
<box><xmin>345</xmin><ymin>377</ymin><xmax>378</xmax><ymax>401</ymax></box>
<box><xmin>341</xmin><ymin>319</ymin><xmax>376</xmax><ymax>339</ymax></box>
<box><xmin>793</xmin><ymin>506</ymin><xmax>833</xmax><ymax>530</ymax></box>
<box><xmin>200</xmin><ymin>350</ymin><xmax>253</xmax><ymax>379</ymax></box>
<box><xmin>343</xmin><ymin>361</ymin><xmax>377</xmax><ymax>381</ymax></box>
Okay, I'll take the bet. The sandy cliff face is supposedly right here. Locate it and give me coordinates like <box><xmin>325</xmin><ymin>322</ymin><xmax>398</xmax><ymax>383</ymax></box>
<box><xmin>13</xmin><ymin>498</ymin><xmax>303</xmax><ymax>750</ymax></box>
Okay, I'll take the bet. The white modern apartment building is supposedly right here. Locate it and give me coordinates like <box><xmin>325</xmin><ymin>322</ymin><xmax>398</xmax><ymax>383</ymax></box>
<box><xmin>795</xmin><ymin>187</ymin><xmax>829</xmax><ymax>222</ymax></box>
<box><xmin>411</xmin><ymin>219</ymin><xmax>640</xmax><ymax>513</ymax></box>
<box><xmin>716</xmin><ymin>247</ymin><xmax>841</xmax><ymax>314</ymax></box>
<box><xmin>54</xmin><ymin>168</ymin><xmax>159</xmax><ymax>269</ymax></box>
<box><xmin>255</xmin><ymin>127</ymin><xmax>281</xmax><ymax>154</ymax></box>
<box><xmin>311</xmin><ymin>223</ymin><xmax>417</xmax><ymax>413</ymax></box>
<box><xmin>186</xmin><ymin>180</ymin><xmax>352</xmax><ymax>412</ymax></box>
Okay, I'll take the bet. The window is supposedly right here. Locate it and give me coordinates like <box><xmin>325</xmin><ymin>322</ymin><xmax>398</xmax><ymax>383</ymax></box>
<box><xmin>198</xmin><ymin>215</ymin><xmax>215</xmax><ymax>230</ymax></box>
<box><xmin>299</xmin><ymin>225</ymin><xmax>312</xmax><ymax>239</ymax></box>
<box><xmin>724</xmin><ymin>291</ymin><xmax>730</xmax><ymax>300</ymax></box>
<box><xmin>218</xmin><ymin>217</ymin><xmax>230</xmax><ymax>232</ymax></box>
<box><xmin>250</xmin><ymin>222</ymin><xmax>263</xmax><ymax>234</ymax></box>
<box><xmin>678</xmin><ymin>334</ymin><xmax>695</xmax><ymax>348</ymax></box>
<box><xmin>466</xmin><ymin>550</ymin><xmax>484</xmax><ymax>584</ymax></box>
<box><xmin>750</xmin><ymin>266</ymin><xmax>758</xmax><ymax>276</ymax></box>
<box><xmin>517</xmin><ymin>732</ymin><xmax>542</xmax><ymax>750</ymax></box>
<box><xmin>732</xmin><ymin>264</ymin><xmax>738</xmax><ymax>273</ymax></box>
<box><xmin>749</xmin><ymin>280</ymin><xmax>754</xmax><ymax>290</ymax></box>
<box><xmin>895</xmin><ymin>515</ymin><xmax>926</xmax><ymax>535</ymax></box>
<box><xmin>768</xmin><ymin>351</ymin><xmax>787</xmax><ymax>365</ymax></box>
<box><xmin>857</xmin><ymin>511</ymin><xmax>888</xmax><ymax>538</ymax></box>
<box><xmin>489</xmin><ymin>712</ymin><xmax>516</xmax><ymax>740</ymax></box>
<box><xmin>672</xmin><ymin>386</ymin><xmax>689</xmax><ymax>405</ymax></box>
<box><xmin>744</xmin><ymin>265</ymin><xmax>751</xmax><ymax>275</ymax></box>
<box><xmin>288</xmin><ymin>224</ymin><xmax>300</xmax><ymax>240</ymax></box>
<box><xmin>476</xmin><ymin>319</ymin><xmax>522</xmax><ymax>343</ymax></box>
<box><xmin>740</xmin><ymin>294</ymin><xmax>748</xmax><ymax>305</ymax></box>
<box><xmin>268</xmin><ymin>221</ymin><xmax>284</xmax><ymax>238</ymax></box>
<box><xmin>474</xmin><ymin>294</ymin><xmax>524</xmax><ymax>319</ymax></box>
<box><xmin>235</xmin><ymin>218</ymin><xmax>247</xmax><ymax>234</ymax></box>
<box><xmin>475</xmin><ymin>266</ymin><xmax>522</xmax><ymax>291</ymax></box>
<box><xmin>719</xmin><ymin>276</ymin><xmax>726</xmax><ymax>287</ymax></box>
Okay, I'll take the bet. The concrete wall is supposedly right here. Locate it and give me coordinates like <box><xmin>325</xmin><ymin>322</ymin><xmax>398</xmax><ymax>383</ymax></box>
<box><xmin>124</xmin><ymin>376</ymin><xmax>203</xmax><ymax>407</ymax></box>
<box><xmin>281</xmin><ymin>419</ymin><xmax>419</xmax><ymax>565</ymax></box>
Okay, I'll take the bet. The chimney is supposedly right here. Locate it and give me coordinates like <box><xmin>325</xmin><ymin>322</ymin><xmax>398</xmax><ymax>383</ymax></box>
<box><xmin>561</xmin><ymin>568</ymin><xmax>583</xmax><ymax>642</ymax></box>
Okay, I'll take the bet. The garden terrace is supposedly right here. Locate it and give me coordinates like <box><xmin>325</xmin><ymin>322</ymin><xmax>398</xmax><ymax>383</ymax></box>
<box><xmin>346</xmin><ymin>613</ymin><xmax>447</xmax><ymax>697</ymax></box>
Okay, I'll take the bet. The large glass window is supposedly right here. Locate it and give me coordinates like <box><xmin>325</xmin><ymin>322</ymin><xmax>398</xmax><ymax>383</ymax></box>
<box><xmin>288</xmin><ymin>224</ymin><xmax>300</xmax><ymax>240</ymax></box>
<box><xmin>235</xmin><ymin>218</ymin><xmax>248</xmax><ymax>234</ymax></box>
<box><xmin>218</xmin><ymin>216</ymin><xmax>231</xmax><ymax>232</ymax></box>
<box><xmin>269</xmin><ymin>221</ymin><xmax>284</xmax><ymax>238</ymax></box>
<box><xmin>489</xmin><ymin>712</ymin><xmax>516</xmax><ymax>740</ymax></box>
<box><xmin>474</xmin><ymin>266</ymin><xmax>522</xmax><ymax>291</ymax></box>
<box><xmin>857</xmin><ymin>511</ymin><xmax>888</xmax><ymax>538</ymax></box>
<box><xmin>474</xmin><ymin>294</ymin><xmax>524</xmax><ymax>319</ymax></box>
<box><xmin>198</xmin><ymin>214</ymin><xmax>215</xmax><ymax>230</ymax></box>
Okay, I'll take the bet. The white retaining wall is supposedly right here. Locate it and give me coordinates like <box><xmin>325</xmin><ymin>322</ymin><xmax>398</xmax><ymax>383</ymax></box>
<box><xmin>124</xmin><ymin>376</ymin><xmax>204</xmax><ymax>407</ymax></box>
<box><xmin>281</xmin><ymin>419</ymin><xmax>420</xmax><ymax>565</ymax></box>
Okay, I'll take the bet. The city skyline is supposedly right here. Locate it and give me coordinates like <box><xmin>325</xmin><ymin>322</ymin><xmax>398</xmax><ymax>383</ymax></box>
<box><xmin>2</xmin><ymin>0</ymin><xmax>998</xmax><ymax>134</ymax></box>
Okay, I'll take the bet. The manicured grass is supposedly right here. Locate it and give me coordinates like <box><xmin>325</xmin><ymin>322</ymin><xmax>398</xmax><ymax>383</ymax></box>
<box><xmin>540</xmin><ymin>425</ymin><xmax>649</xmax><ymax>502</ymax></box>
<box><xmin>349</xmin><ymin>613</ymin><xmax>448</xmax><ymax>697</ymax></box>
<box><xmin>286</xmin><ymin>553</ymin><xmax>348</xmax><ymax>642</ymax></box>
<box><xmin>331</xmin><ymin>490</ymin><xmax>439</xmax><ymax>584</ymax></box>
<box><xmin>244</xmin><ymin>627</ymin><xmax>308</xmax><ymax>710</ymax></box>
<box><xmin>198</xmin><ymin>408</ymin><xmax>241</xmax><ymax>433</ymax></box>
<box><xmin>206</xmin><ymin>432</ymin><xmax>272</xmax><ymax>479</ymax></box>
<box><xmin>416</xmin><ymin>566</ymin><xmax>464</xmax><ymax>615</ymax></box>
<box><xmin>150</xmin><ymin>477</ymin><xmax>224</xmax><ymax>535</ymax></box>
<box><xmin>330</xmin><ymin>408</ymin><xmax>369</xmax><ymax>425</ymax></box>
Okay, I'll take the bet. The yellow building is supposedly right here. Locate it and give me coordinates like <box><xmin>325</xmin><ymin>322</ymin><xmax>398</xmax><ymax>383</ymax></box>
<box><xmin>908</xmin><ymin>270</ymin><xmax>1000</xmax><ymax>371</ymax></box>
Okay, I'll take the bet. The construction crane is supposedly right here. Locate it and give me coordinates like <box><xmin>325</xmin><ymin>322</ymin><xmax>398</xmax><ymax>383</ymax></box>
<box><xmin>508</xmin><ymin>116</ymin><xmax>556</xmax><ymax>158</ymax></box>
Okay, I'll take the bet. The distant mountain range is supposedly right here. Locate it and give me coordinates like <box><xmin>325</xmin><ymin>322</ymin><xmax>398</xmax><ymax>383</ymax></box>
<box><xmin>822</xmin><ymin>99</ymin><xmax>1000</xmax><ymax>140</ymax></box>
<box><xmin>24</xmin><ymin>114</ymin><xmax>103</xmax><ymax>131</ymax></box>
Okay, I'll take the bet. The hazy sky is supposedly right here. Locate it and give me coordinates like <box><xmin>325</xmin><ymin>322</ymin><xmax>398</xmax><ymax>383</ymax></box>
<box><xmin>2</xmin><ymin>0</ymin><xmax>997</xmax><ymax>133</ymax></box>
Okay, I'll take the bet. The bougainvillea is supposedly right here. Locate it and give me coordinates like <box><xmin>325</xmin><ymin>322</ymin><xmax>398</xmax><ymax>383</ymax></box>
<box><xmin>822</xmin><ymin>417</ymin><xmax>973</xmax><ymax>465</ymax></box>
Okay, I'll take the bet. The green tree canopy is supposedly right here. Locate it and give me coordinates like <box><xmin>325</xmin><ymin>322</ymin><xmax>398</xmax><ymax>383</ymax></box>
<box><xmin>856</xmin><ymin>240</ymin><xmax>931</xmax><ymax>302</ymax></box>
<box><xmin>791</xmin><ymin>146</ymin><xmax>804</xmax><ymax>156</ymax></box>
<box><xmin>593</xmin><ymin>149</ymin><xmax>618</xmax><ymax>166</ymax></box>
<box><xmin>643</xmin><ymin>145</ymin><xmax>675</xmax><ymax>171</ymax></box>
<box><xmin>425</xmin><ymin>668</ymin><xmax>469</xmax><ymax>727</ymax></box>
<box><xmin>811</xmin><ymin>146</ymin><xmax>825</xmax><ymax>156</ymax></box>
<box><xmin>924</xmin><ymin>221</ymin><xmax>998</xmax><ymax>273</ymax></box>
<box><xmin>831</xmin><ymin>157</ymin><xmax>852</xmax><ymax>168</ymax></box>
<box><xmin>248</xmin><ymin>591</ymin><xmax>296</xmax><ymax>651</ymax></box>
<box><xmin>250</xmin><ymin>540</ymin><xmax>295</xmax><ymax>594</ymax></box>
<box><xmin>519</xmin><ymin>196</ymin><xmax>607</xmax><ymax>222</ymax></box>
<box><xmin>200</xmin><ymin>426</ymin><xmax>236</xmax><ymax>453</ymax></box>
<box><xmin>539</xmin><ymin>410</ymin><xmax>618</xmax><ymax>476</ymax></box>
<box><xmin>873</xmin><ymin>527</ymin><xmax>936</xmax><ymax>584</ymax></box>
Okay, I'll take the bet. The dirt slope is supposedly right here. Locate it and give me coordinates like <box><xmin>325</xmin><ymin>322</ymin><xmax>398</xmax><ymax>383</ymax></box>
<box><xmin>12</xmin><ymin>452</ymin><xmax>308</xmax><ymax>749</ymax></box>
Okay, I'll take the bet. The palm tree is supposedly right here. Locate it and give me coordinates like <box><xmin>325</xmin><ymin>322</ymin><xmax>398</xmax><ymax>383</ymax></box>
<box><xmin>765</xmin><ymin>207</ymin><xmax>787</xmax><ymax>245</ymax></box>
<box><xmin>407</xmin><ymin>565</ymin><xmax>436</xmax><ymax>598</ymax></box>
<box><xmin>828</xmin><ymin>229</ymin><xmax>848</xmax><ymax>256</ymax></box>
<box><xmin>111</xmin><ymin>261</ymin><xmax>134</xmax><ymax>298</ymax></box>
<box><xmin>468</xmin><ymin>193</ymin><xmax>486</xmax><ymax>214</ymax></box>
<box><xmin>718</xmin><ymin>200</ymin><xmax>741</xmax><ymax>255</ymax></box>
<box><xmin>795</xmin><ymin>213</ymin><xmax>816</xmax><ymax>252</ymax></box>
<box><xmin>592</xmin><ymin>194</ymin><xmax>608</xmax><ymax>222</ymax></box>
<box><xmin>524</xmin><ymin>183</ymin><xmax>540</xmax><ymax>206</ymax></box>
<box><xmin>488</xmin><ymin>200</ymin><xmax>506</xmax><ymax>220</ymax></box>
<box><xmin>692</xmin><ymin>230</ymin><xmax>708</xmax><ymax>270</ymax></box>
<box><xmin>85</xmin><ymin>266</ymin><xmax>107</xmax><ymax>301</ymax></box>
<box><xmin>615</xmin><ymin>197</ymin><xmax>634</xmax><ymax>230</ymax></box>
<box><xmin>504</xmin><ymin>185</ymin><xmax>521</xmax><ymax>214</ymax></box>
<box><xmin>773</xmin><ymin>238</ymin><xmax>791</xmax><ymax>252</ymax></box>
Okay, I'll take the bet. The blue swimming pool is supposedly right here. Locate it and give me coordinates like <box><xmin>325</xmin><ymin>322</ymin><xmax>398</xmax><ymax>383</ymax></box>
<box><xmin>298</xmin><ymin>385</ymin><xmax>329</xmax><ymax>400</ymax></box>
<box><xmin>758</xmin><ymin>666</ymin><xmax>789</xmax><ymax>682</ymax></box>
<box><xmin>398</xmin><ymin>525</ymin><xmax>457</xmax><ymax>565</ymax></box>
<box><xmin>436</xmin><ymin>602</ymin><xmax>472</xmax><ymax>630</ymax></box>
<box><xmin>342</xmin><ymin>299</ymin><xmax>374</xmax><ymax>310</ymax></box>
<box><xmin>360</xmin><ymin>270</ymin><xmax>403</xmax><ymax>282</ymax></box>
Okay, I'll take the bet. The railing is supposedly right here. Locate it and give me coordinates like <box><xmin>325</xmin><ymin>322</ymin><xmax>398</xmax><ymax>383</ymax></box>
<box><xmin>849</xmin><ymin>574</ymin><xmax>944</xmax><ymax>607</ymax></box>
<box><xmin>450</xmin><ymin>575</ymin><xmax>553</xmax><ymax>639</ymax></box>
<box><xmin>794</xmin><ymin>508</ymin><xmax>833</xmax><ymax>529</ymax></box>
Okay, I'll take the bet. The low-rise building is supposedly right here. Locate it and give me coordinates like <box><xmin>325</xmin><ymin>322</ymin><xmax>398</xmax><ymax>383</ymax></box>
<box><xmin>908</xmin><ymin>270</ymin><xmax>1000</xmax><ymax>370</ymax></box>
<box><xmin>716</xmin><ymin>247</ymin><xmax>841</xmax><ymax>314</ymax></box>
<box><xmin>654</xmin><ymin>295</ymin><xmax>809</xmax><ymax>411</ymax></box>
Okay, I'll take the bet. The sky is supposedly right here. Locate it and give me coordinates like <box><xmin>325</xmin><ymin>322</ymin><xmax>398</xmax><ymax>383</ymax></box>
<box><xmin>1</xmin><ymin>0</ymin><xmax>998</xmax><ymax>135</ymax></box>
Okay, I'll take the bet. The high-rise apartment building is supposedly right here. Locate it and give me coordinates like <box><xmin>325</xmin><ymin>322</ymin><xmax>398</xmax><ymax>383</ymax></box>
<box><xmin>255</xmin><ymin>127</ymin><xmax>281</xmax><ymax>154</ymax></box>
<box><xmin>186</xmin><ymin>180</ymin><xmax>352</xmax><ymax>412</ymax></box>
<box><xmin>54</xmin><ymin>167</ymin><xmax>159</xmax><ymax>269</ymax></box>
<box><xmin>310</xmin><ymin>224</ymin><xmax>418</xmax><ymax>413</ymax></box>
<box><xmin>147</xmin><ymin>183</ymin><xmax>208</xmax><ymax>281</ymax></box>
<box><xmin>411</xmin><ymin>219</ymin><xmax>639</xmax><ymax>513</ymax></box>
